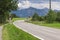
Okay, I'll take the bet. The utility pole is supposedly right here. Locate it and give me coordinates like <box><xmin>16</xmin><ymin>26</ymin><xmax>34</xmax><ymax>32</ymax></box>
<box><xmin>49</xmin><ymin>0</ymin><xmax>51</xmax><ymax>10</ymax></box>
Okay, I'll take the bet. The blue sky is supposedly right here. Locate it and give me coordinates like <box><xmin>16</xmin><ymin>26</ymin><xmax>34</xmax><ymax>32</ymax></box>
<box><xmin>18</xmin><ymin>0</ymin><xmax>60</xmax><ymax>10</ymax></box>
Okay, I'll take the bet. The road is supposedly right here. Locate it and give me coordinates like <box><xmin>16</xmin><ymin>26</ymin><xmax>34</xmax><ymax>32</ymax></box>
<box><xmin>13</xmin><ymin>20</ymin><xmax>60</xmax><ymax>40</ymax></box>
<box><xmin>0</xmin><ymin>26</ymin><xmax>3</xmax><ymax>40</ymax></box>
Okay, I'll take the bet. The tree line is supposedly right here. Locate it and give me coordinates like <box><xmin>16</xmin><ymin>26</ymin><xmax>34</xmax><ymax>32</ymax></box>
<box><xmin>31</xmin><ymin>10</ymin><xmax>60</xmax><ymax>23</ymax></box>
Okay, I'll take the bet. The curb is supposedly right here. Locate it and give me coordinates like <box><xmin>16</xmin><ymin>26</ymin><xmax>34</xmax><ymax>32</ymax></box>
<box><xmin>13</xmin><ymin>22</ymin><xmax>44</xmax><ymax>40</ymax></box>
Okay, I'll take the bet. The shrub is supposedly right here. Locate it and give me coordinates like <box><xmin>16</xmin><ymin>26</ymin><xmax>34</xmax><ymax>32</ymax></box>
<box><xmin>39</xmin><ymin>16</ymin><xmax>44</xmax><ymax>21</ymax></box>
<box><xmin>31</xmin><ymin>13</ymin><xmax>40</xmax><ymax>21</ymax></box>
<box><xmin>0</xmin><ymin>15</ymin><xmax>6</xmax><ymax>23</ymax></box>
<box><xmin>56</xmin><ymin>12</ymin><xmax>60</xmax><ymax>22</ymax></box>
<box><xmin>46</xmin><ymin>10</ymin><xmax>57</xmax><ymax>23</ymax></box>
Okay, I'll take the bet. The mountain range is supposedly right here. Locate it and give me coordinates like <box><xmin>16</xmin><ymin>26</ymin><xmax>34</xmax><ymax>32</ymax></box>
<box><xmin>11</xmin><ymin>7</ymin><xmax>59</xmax><ymax>17</ymax></box>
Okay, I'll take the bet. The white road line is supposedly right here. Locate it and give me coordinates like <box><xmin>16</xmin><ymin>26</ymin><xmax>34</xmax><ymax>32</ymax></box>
<box><xmin>13</xmin><ymin>23</ymin><xmax>44</xmax><ymax>40</ymax></box>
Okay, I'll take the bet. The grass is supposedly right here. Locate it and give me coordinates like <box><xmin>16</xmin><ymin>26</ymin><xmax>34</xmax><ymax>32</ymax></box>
<box><xmin>0</xmin><ymin>18</ymin><xmax>25</xmax><ymax>25</ymax></box>
<box><xmin>29</xmin><ymin>21</ymin><xmax>60</xmax><ymax>29</ymax></box>
<box><xmin>0</xmin><ymin>24</ymin><xmax>3</xmax><ymax>26</ymax></box>
<box><xmin>3</xmin><ymin>23</ymin><xmax>40</xmax><ymax>40</ymax></box>
<box><xmin>0</xmin><ymin>22</ymin><xmax>8</xmax><ymax>26</ymax></box>
<box><xmin>12</xmin><ymin>18</ymin><xmax>26</xmax><ymax>22</ymax></box>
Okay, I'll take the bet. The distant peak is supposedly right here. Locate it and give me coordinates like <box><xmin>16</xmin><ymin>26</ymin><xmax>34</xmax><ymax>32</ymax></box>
<box><xmin>28</xmin><ymin>7</ymin><xmax>35</xmax><ymax>9</ymax></box>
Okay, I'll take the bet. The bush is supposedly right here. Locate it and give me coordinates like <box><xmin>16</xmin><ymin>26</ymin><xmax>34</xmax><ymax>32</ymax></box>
<box><xmin>56</xmin><ymin>12</ymin><xmax>60</xmax><ymax>22</ymax></box>
<box><xmin>31</xmin><ymin>12</ymin><xmax>45</xmax><ymax>21</ymax></box>
<box><xmin>0</xmin><ymin>12</ymin><xmax>9</xmax><ymax>23</ymax></box>
<box><xmin>11</xmin><ymin>14</ymin><xmax>19</xmax><ymax>18</ymax></box>
<box><xmin>31</xmin><ymin>13</ymin><xmax>40</xmax><ymax>21</ymax></box>
<box><xmin>39</xmin><ymin>16</ymin><xmax>44</xmax><ymax>21</ymax></box>
<box><xmin>46</xmin><ymin>10</ymin><xmax>57</xmax><ymax>23</ymax></box>
<box><xmin>0</xmin><ymin>15</ymin><xmax>6</xmax><ymax>23</ymax></box>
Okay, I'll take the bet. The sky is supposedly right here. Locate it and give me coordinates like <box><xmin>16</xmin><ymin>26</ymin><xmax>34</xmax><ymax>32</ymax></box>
<box><xmin>18</xmin><ymin>0</ymin><xmax>60</xmax><ymax>10</ymax></box>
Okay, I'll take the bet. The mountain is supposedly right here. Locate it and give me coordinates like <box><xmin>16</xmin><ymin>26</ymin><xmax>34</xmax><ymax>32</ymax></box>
<box><xmin>11</xmin><ymin>7</ymin><xmax>49</xmax><ymax>17</ymax></box>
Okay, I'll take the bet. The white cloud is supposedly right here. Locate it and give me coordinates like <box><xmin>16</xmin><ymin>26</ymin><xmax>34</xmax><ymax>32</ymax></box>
<box><xmin>18</xmin><ymin>1</ymin><xmax>60</xmax><ymax>10</ymax></box>
<box><xmin>18</xmin><ymin>1</ymin><xmax>31</xmax><ymax>9</ymax></box>
<box><xmin>51</xmin><ymin>2</ymin><xmax>60</xmax><ymax>10</ymax></box>
<box><xmin>18</xmin><ymin>3</ymin><xmax>22</xmax><ymax>8</ymax></box>
<box><xmin>31</xmin><ymin>3</ymin><xmax>49</xmax><ymax>9</ymax></box>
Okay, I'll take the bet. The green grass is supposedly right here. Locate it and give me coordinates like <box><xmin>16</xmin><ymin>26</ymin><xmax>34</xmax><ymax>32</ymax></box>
<box><xmin>0</xmin><ymin>24</ymin><xmax>3</xmax><ymax>26</ymax></box>
<box><xmin>12</xmin><ymin>18</ymin><xmax>26</xmax><ymax>22</ymax></box>
<box><xmin>3</xmin><ymin>23</ymin><xmax>40</xmax><ymax>40</ymax></box>
<box><xmin>29</xmin><ymin>21</ymin><xmax>60</xmax><ymax>29</ymax></box>
<box><xmin>0</xmin><ymin>22</ymin><xmax>8</xmax><ymax>26</ymax></box>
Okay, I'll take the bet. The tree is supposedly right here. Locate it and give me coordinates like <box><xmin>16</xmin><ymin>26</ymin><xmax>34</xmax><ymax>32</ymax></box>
<box><xmin>31</xmin><ymin>12</ymin><xmax>40</xmax><ymax>21</ymax></box>
<box><xmin>39</xmin><ymin>16</ymin><xmax>44</xmax><ymax>21</ymax></box>
<box><xmin>0</xmin><ymin>0</ymin><xmax>18</xmax><ymax>23</ymax></box>
<box><xmin>56</xmin><ymin>12</ymin><xmax>60</xmax><ymax>22</ymax></box>
<box><xmin>11</xmin><ymin>14</ymin><xmax>19</xmax><ymax>18</ymax></box>
<box><xmin>46</xmin><ymin>10</ymin><xmax>57</xmax><ymax>23</ymax></box>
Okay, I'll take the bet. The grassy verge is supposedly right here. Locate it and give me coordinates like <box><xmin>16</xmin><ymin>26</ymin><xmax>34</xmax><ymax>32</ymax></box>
<box><xmin>0</xmin><ymin>24</ymin><xmax>3</xmax><ymax>26</ymax></box>
<box><xmin>0</xmin><ymin>22</ymin><xmax>8</xmax><ymax>26</ymax></box>
<box><xmin>29</xmin><ymin>21</ymin><xmax>60</xmax><ymax>29</ymax></box>
<box><xmin>3</xmin><ymin>23</ymin><xmax>39</xmax><ymax>40</ymax></box>
<box><xmin>12</xmin><ymin>18</ymin><xmax>26</xmax><ymax>22</ymax></box>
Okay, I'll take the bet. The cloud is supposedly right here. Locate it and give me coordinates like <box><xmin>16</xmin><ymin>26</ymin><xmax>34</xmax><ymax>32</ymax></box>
<box><xmin>51</xmin><ymin>2</ymin><xmax>60</xmax><ymax>10</ymax></box>
<box><xmin>18</xmin><ymin>1</ymin><xmax>31</xmax><ymax>9</ymax></box>
<box><xmin>18</xmin><ymin>0</ymin><xmax>60</xmax><ymax>10</ymax></box>
<box><xmin>19</xmin><ymin>0</ymin><xmax>60</xmax><ymax>3</ymax></box>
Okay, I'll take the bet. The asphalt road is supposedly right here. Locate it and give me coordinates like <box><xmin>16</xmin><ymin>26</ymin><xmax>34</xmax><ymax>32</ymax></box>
<box><xmin>13</xmin><ymin>20</ymin><xmax>60</xmax><ymax>40</ymax></box>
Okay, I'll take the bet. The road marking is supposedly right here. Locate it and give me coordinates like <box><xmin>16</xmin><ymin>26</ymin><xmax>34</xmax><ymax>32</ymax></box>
<box><xmin>13</xmin><ymin>23</ymin><xmax>44</xmax><ymax>40</ymax></box>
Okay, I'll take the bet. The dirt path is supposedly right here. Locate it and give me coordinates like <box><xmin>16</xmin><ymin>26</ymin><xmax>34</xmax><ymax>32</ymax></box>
<box><xmin>0</xmin><ymin>26</ymin><xmax>3</xmax><ymax>40</ymax></box>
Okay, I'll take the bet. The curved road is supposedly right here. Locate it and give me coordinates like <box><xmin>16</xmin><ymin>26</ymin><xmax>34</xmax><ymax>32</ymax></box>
<box><xmin>13</xmin><ymin>20</ymin><xmax>60</xmax><ymax>40</ymax></box>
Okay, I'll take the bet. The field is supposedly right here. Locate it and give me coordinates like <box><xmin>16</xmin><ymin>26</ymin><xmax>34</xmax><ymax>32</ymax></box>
<box><xmin>12</xmin><ymin>18</ymin><xmax>26</xmax><ymax>22</ymax></box>
<box><xmin>29</xmin><ymin>21</ymin><xmax>60</xmax><ymax>29</ymax></box>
